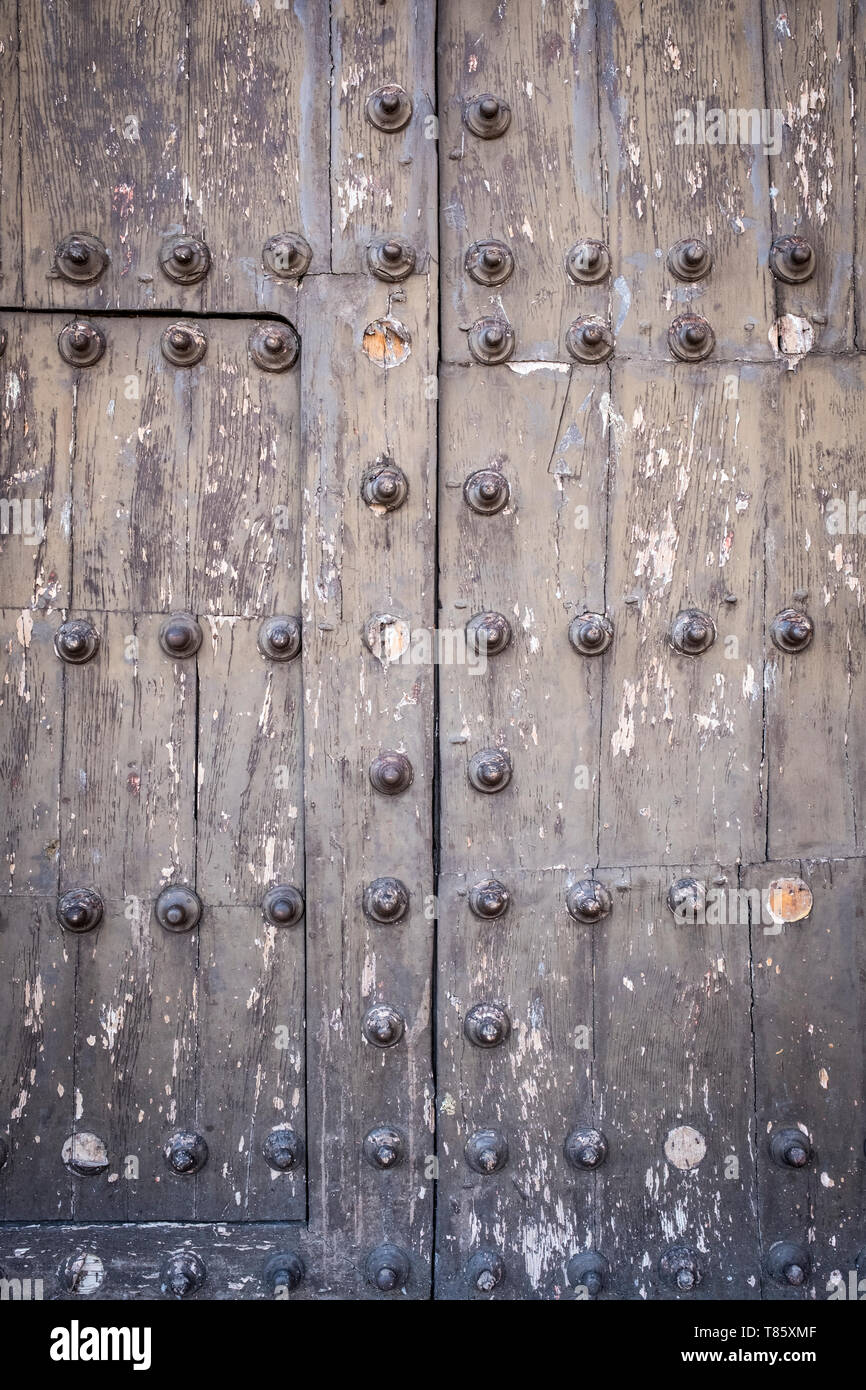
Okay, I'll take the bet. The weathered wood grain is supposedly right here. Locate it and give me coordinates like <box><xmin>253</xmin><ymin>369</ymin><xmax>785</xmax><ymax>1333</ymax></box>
<box><xmin>0</xmin><ymin>0</ymin><xmax>21</xmax><ymax>303</ymax></box>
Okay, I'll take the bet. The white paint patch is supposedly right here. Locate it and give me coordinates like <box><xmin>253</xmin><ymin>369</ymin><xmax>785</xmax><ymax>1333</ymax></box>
<box><xmin>770</xmin><ymin>314</ymin><xmax>815</xmax><ymax>365</ymax></box>
<box><xmin>507</xmin><ymin>361</ymin><xmax>570</xmax><ymax>375</ymax></box>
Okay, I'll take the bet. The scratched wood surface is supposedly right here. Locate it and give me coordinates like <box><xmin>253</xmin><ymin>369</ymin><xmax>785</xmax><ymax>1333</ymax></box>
<box><xmin>0</xmin><ymin>0</ymin><xmax>20</xmax><ymax>303</ymax></box>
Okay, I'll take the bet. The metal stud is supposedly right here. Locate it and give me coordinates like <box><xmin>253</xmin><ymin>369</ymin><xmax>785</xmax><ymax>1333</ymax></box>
<box><xmin>468</xmin><ymin>878</ymin><xmax>510</xmax><ymax>920</ymax></box>
<box><xmin>667</xmin><ymin>876</ymin><xmax>706</xmax><ymax>924</ymax></box>
<box><xmin>566</xmin><ymin>879</ymin><xmax>612</xmax><ymax>925</ymax></box>
<box><xmin>465</xmin><ymin>239</ymin><xmax>514</xmax><ymax>286</ymax></box>
<box><xmin>54</xmin><ymin>618</ymin><xmax>100</xmax><ymax>665</ymax></box>
<box><xmin>566</xmin><ymin>1250</ymin><xmax>608</xmax><ymax>1298</ymax></box>
<box><xmin>56</xmin><ymin>888</ymin><xmax>104</xmax><ymax>934</ymax></box>
<box><xmin>363</xmin><ymin>876</ymin><xmax>410</xmax><ymax>925</ymax></box>
<box><xmin>263</xmin><ymin>1252</ymin><xmax>305</xmax><ymax>1294</ymax></box>
<box><xmin>365</xmin><ymin>84</ymin><xmax>413</xmax><ymax>132</ymax></box>
<box><xmin>770</xmin><ymin>235</ymin><xmax>816</xmax><ymax>284</ymax></box>
<box><xmin>468</xmin><ymin>316</ymin><xmax>515</xmax><ymax>365</ymax></box>
<box><xmin>54</xmin><ymin>233</ymin><xmax>109</xmax><ymax>284</ymax></box>
<box><xmin>568</xmin><ymin>611</ymin><xmax>613</xmax><ymax>657</ymax></box>
<box><xmin>362</xmin><ymin>459</ymin><xmax>409</xmax><ymax>513</ymax></box>
<box><xmin>667</xmin><ymin>238</ymin><xmax>713</xmax><ymax>282</ymax></box>
<box><xmin>467</xmin><ymin>747</ymin><xmax>512</xmax><ymax>794</ymax></box>
<box><xmin>369</xmin><ymin>750</ymin><xmax>414</xmax><ymax>796</ymax></box>
<box><xmin>161</xmin><ymin>1251</ymin><xmax>206</xmax><ymax>1298</ymax></box>
<box><xmin>257</xmin><ymin>614</ymin><xmax>302</xmax><ymax>661</ymax></box>
<box><xmin>464</xmin><ymin>1129</ymin><xmax>508</xmax><ymax>1174</ymax></box>
<box><xmin>565</xmin><ymin>239</ymin><xmax>611</xmax><ymax>285</ymax></box>
<box><xmin>565</xmin><ymin>316</ymin><xmax>614</xmax><ymax>364</ymax></box>
<box><xmin>158</xmin><ymin>612</ymin><xmax>203</xmax><ymax>659</ymax></box>
<box><xmin>658</xmin><ymin>1244</ymin><xmax>702</xmax><ymax>1292</ymax></box>
<box><xmin>363</xmin><ymin>1124</ymin><xmax>405</xmax><ymax>1170</ymax></box>
<box><xmin>465</xmin><ymin>1250</ymin><xmax>505</xmax><ymax>1293</ymax></box>
<box><xmin>61</xmin><ymin>1131</ymin><xmax>109</xmax><ymax>1176</ymax></box>
<box><xmin>261</xmin><ymin>884</ymin><xmax>305</xmax><ymax>928</ymax></box>
<box><xmin>249</xmin><ymin>322</ymin><xmax>300</xmax><ymax>373</ymax></box>
<box><xmin>262</xmin><ymin>1126</ymin><xmax>304</xmax><ymax>1172</ymax></box>
<box><xmin>57</xmin><ymin>319</ymin><xmax>106</xmax><ymax>367</ymax></box>
<box><xmin>771</xmin><ymin>608</ymin><xmax>814</xmax><ymax>654</ymax></box>
<box><xmin>464</xmin><ymin>1002</ymin><xmax>511</xmax><ymax>1049</ymax></box>
<box><xmin>766</xmin><ymin>1240</ymin><xmax>811</xmax><ymax>1288</ymax></box>
<box><xmin>769</xmin><ymin>1126</ymin><xmax>813</xmax><ymax>1170</ymax></box>
<box><xmin>158</xmin><ymin>235</ymin><xmax>211</xmax><ymax>284</ymax></box>
<box><xmin>463</xmin><ymin>94</ymin><xmax>512</xmax><ymax>139</ymax></box>
<box><xmin>160</xmin><ymin>321</ymin><xmax>207</xmax><ymax>367</ymax></box>
<box><xmin>362</xmin><ymin>1003</ymin><xmax>405</xmax><ymax>1048</ymax></box>
<box><xmin>564</xmin><ymin>1126</ymin><xmax>608</xmax><ymax>1171</ymax></box>
<box><xmin>670</xmin><ymin>607</ymin><xmax>716</xmax><ymax>655</ymax></box>
<box><xmin>57</xmin><ymin>1251</ymin><xmax>107</xmax><ymax>1295</ymax></box>
<box><xmin>465</xmin><ymin>611</ymin><xmax>512</xmax><ymax>657</ymax></box>
<box><xmin>463</xmin><ymin>468</ymin><xmax>510</xmax><ymax>515</ymax></box>
<box><xmin>163</xmin><ymin>1130</ymin><xmax>208</xmax><ymax>1176</ymax></box>
<box><xmin>668</xmin><ymin>313</ymin><xmax>715</xmax><ymax>362</ymax></box>
<box><xmin>262</xmin><ymin>232</ymin><xmax>313</xmax><ymax>279</ymax></box>
<box><xmin>155</xmin><ymin>885</ymin><xmax>203</xmax><ymax>934</ymax></box>
<box><xmin>365</xmin><ymin>1243</ymin><xmax>410</xmax><ymax>1292</ymax></box>
<box><xmin>367</xmin><ymin>236</ymin><xmax>416</xmax><ymax>282</ymax></box>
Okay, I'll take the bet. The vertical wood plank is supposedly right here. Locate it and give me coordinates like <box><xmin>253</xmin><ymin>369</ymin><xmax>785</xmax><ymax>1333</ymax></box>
<box><xmin>0</xmin><ymin>0</ymin><xmax>21</xmax><ymax>303</ymax></box>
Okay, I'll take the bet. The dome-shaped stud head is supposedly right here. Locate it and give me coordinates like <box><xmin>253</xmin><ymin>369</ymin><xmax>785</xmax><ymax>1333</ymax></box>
<box><xmin>658</xmin><ymin>1244</ymin><xmax>702</xmax><ymax>1292</ymax></box>
<box><xmin>155</xmin><ymin>886</ymin><xmax>203</xmax><ymax>934</ymax></box>
<box><xmin>464</xmin><ymin>1129</ymin><xmax>509</xmax><ymax>1174</ymax></box>
<box><xmin>160</xmin><ymin>320</ymin><xmax>207</xmax><ymax>367</ymax></box>
<box><xmin>160</xmin><ymin>1251</ymin><xmax>206</xmax><ymax>1298</ymax></box>
<box><xmin>261</xmin><ymin>883</ymin><xmax>305</xmax><ymax>928</ymax></box>
<box><xmin>465</xmin><ymin>239</ymin><xmax>515</xmax><ymax>286</ymax></box>
<box><xmin>365</xmin><ymin>1243</ymin><xmax>410</xmax><ymax>1291</ymax></box>
<box><xmin>367</xmin><ymin>236</ymin><xmax>416</xmax><ymax>283</ymax></box>
<box><xmin>565</xmin><ymin>238</ymin><xmax>612</xmax><ymax>285</ymax></box>
<box><xmin>566</xmin><ymin>1250</ymin><xmax>609</xmax><ymax>1298</ymax></box>
<box><xmin>565</xmin><ymin>316</ymin><xmax>615</xmax><ymax>363</ymax></box>
<box><xmin>249</xmin><ymin>321</ymin><xmax>300</xmax><ymax>372</ymax></box>
<box><xmin>57</xmin><ymin>888</ymin><xmax>104</xmax><ymax>934</ymax></box>
<box><xmin>468</xmin><ymin>316</ymin><xmax>515</xmax><ymax>365</ymax></box>
<box><xmin>771</xmin><ymin>608</ymin><xmax>814</xmax><ymax>654</ymax></box>
<box><xmin>568</xmin><ymin>612</ymin><xmax>613</xmax><ymax>657</ymax></box>
<box><xmin>464</xmin><ymin>93</ymin><xmax>512</xmax><ymax>139</ymax></box>
<box><xmin>564</xmin><ymin>1126</ymin><xmax>609</xmax><ymax>1171</ymax></box>
<box><xmin>766</xmin><ymin>1240</ymin><xmax>811</xmax><ymax>1287</ymax></box>
<box><xmin>263</xmin><ymin>1251</ymin><xmax>305</xmax><ymax>1294</ymax></box>
<box><xmin>468</xmin><ymin>878</ymin><xmax>510</xmax><ymax>920</ymax></box>
<box><xmin>262</xmin><ymin>1126</ymin><xmax>304</xmax><ymax>1172</ymax></box>
<box><xmin>362</xmin><ymin>876</ymin><xmax>410</xmax><ymax>925</ymax></box>
<box><xmin>163</xmin><ymin>1130</ymin><xmax>208</xmax><ymax>1176</ymax></box>
<box><xmin>769</xmin><ymin>1126</ymin><xmax>813</xmax><ymax>1169</ymax></box>
<box><xmin>467</xmin><ymin>747</ymin><xmax>512</xmax><ymax>794</ymax></box>
<box><xmin>54</xmin><ymin>233</ymin><xmax>109</xmax><ymax>284</ymax></box>
<box><xmin>257</xmin><ymin>614</ymin><xmax>302</xmax><ymax>661</ymax></box>
<box><xmin>262</xmin><ymin>231</ymin><xmax>313</xmax><ymax>279</ymax></box>
<box><xmin>369</xmin><ymin>750</ymin><xmax>414</xmax><ymax>796</ymax></box>
<box><xmin>667</xmin><ymin>237</ymin><xmax>713</xmax><ymax>282</ymax></box>
<box><xmin>668</xmin><ymin>313</ymin><xmax>716</xmax><ymax>361</ymax></box>
<box><xmin>362</xmin><ymin>1003</ymin><xmax>406</xmax><ymax>1048</ymax></box>
<box><xmin>159</xmin><ymin>235</ymin><xmax>211</xmax><ymax>284</ymax></box>
<box><xmin>464</xmin><ymin>1001</ymin><xmax>511</xmax><ymax>1049</ymax></box>
<box><xmin>566</xmin><ymin>879</ymin><xmax>612</xmax><ymax>925</ymax></box>
<box><xmin>770</xmin><ymin>235</ymin><xmax>816</xmax><ymax>284</ymax></box>
<box><xmin>362</xmin><ymin>459</ymin><xmax>409</xmax><ymax>513</ymax></box>
<box><xmin>465</xmin><ymin>1250</ymin><xmax>505</xmax><ymax>1293</ymax></box>
<box><xmin>362</xmin><ymin>1124</ymin><xmax>405</xmax><ymax>1171</ymax></box>
<box><xmin>463</xmin><ymin>468</ymin><xmax>511</xmax><ymax>515</ymax></box>
<box><xmin>466</xmin><ymin>611</ymin><xmax>512</xmax><ymax>658</ymax></box>
<box><xmin>57</xmin><ymin>319</ymin><xmax>106</xmax><ymax>367</ymax></box>
<box><xmin>158</xmin><ymin>612</ymin><xmax>203</xmax><ymax>659</ymax></box>
<box><xmin>670</xmin><ymin>607</ymin><xmax>716</xmax><ymax>655</ymax></box>
<box><xmin>54</xmin><ymin>618</ymin><xmax>100</xmax><ymax>665</ymax></box>
<box><xmin>365</xmin><ymin>84</ymin><xmax>413</xmax><ymax>132</ymax></box>
<box><xmin>667</xmin><ymin>876</ymin><xmax>706</xmax><ymax>924</ymax></box>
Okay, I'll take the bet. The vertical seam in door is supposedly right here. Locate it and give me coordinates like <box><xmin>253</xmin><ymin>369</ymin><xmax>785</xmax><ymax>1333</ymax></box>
<box><xmin>430</xmin><ymin>0</ymin><xmax>441</xmax><ymax>1303</ymax></box>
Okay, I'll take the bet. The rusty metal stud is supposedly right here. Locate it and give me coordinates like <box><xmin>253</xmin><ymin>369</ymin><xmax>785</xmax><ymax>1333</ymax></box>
<box><xmin>263</xmin><ymin>1252</ymin><xmax>304</xmax><ymax>1294</ymax></box>
<box><xmin>463</xmin><ymin>468</ymin><xmax>510</xmax><ymax>515</ymax></box>
<box><xmin>57</xmin><ymin>888</ymin><xmax>104</xmax><ymax>934</ymax></box>
<box><xmin>565</xmin><ymin>238</ymin><xmax>611</xmax><ymax>285</ymax></box>
<box><xmin>365</xmin><ymin>84</ymin><xmax>413</xmax><ymax>132</ymax></box>
<box><xmin>54</xmin><ymin>233</ymin><xmax>108</xmax><ymax>284</ymax></box>
<box><xmin>369</xmin><ymin>750</ymin><xmax>414</xmax><ymax>796</ymax></box>
<box><xmin>568</xmin><ymin>611</ymin><xmax>613</xmax><ymax>657</ymax></box>
<box><xmin>668</xmin><ymin>313</ymin><xmax>715</xmax><ymax>362</ymax></box>
<box><xmin>163</xmin><ymin>1130</ymin><xmax>208</xmax><ymax>1176</ymax></box>
<box><xmin>464</xmin><ymin>1001</ymin><xmax>511</xmax><ymax>1049</ymax></box>
<box><xmin>564</xmin><ymin>1126</ymin><xmax>608</xmax><ymax>1171</ymax></box>
<box><xmin>159</xmin><ymin>320</ymin><xmax>207</xmax><ymax>368</ymax></box>
<box><xmin>362</xmin><ymin>1003</ymin><xmax>405</xmax><ymax>1048</ymax></box>
<box><xmin>261</xmin><ymin>884</ymin><xmax>305</xmax><ymax>928</ymax></box>
<box><xmin>54</xmin><ymin>618</ymin><xmax>100</xmax><ymax>665</ymax></box>
<box><xmin>465</xmin><ymin>239</ymin><xmax>514</xmax><ymax>286</ymax></box>
<box><xmin>566</xmin><ymin>1250</ymin><xmax>608</xmax><ymax>1298</ymax></box>
<box><xmin>262</xmin><ymin>231</ymin><xmax>313</xmax><ymax>279</ymax></box>
<box><xmin>667</xmin><ymin>876</ymin><xmax>706</xmax><ymax>924</ymax></box>
<box><xmin>766</xmin><ymin>1240</ymin><xmax>811</xmax><ymax>1288</ymax></box>
<box><xmin>161</xmin><ymin>1251</ymin><xmax>206</xmax><ymax>1298</ymax></box>
<box><xmin>257</xmin><ymin>614</ymin><xmax>302</xmax><ymax>661</ymax></box>
<box><xmin>57</xmin><ymin>319</ymin><xmax>106</xmax><ymax>367</ymax></box>
<box><xmin>249</xmin><ymin>321</ymin><xmax>300</xmax><ymax>373</ymax></box>
<box><xmin>362</xmin><ymin>459</ymin><xmax>409</xmax><ymax>513</ymax></box>
<box><xmin>363</xmin><ymin>1124</ymin><xmax>405</xmax><ymax>1170</ymax></box>
<box><xmin>566</xmin><ymin>879</ymin><xmax>612</xmax><ymax>925</ymax></box>
<box><xmin>465</xmin><ymin>1250</ymin><xmax>505</xmax><ymax>1293</ymax></box>
<box><xmin>770</xmin><ymin>235</ymin><xmax>816</xmax><ymax>284</ymax></box>
<box><xmin>363</xmin><ymin>876</ymin><xmax>410</xmax><ymax>925</ymax></box>
<box><xmin>468</xmin><ymin>878</ymin><xmax>510</xmax><ymax>920</ymax></box>
<box><xmin>155</xmin><ymin>886</ymin><xmax>202</xmax><ymax>934</ymax></box>
<box><xmin>464</xmin><ymin>94</ymin><xmax>512</xmax><ymax>139</ymax></box>
<box><xmin>468</xmin><ymin>316</ymin><xmax>515</xmax><ymax>365</ymax></box>
<box><xmin>262</xmin><ymin>1126</ymin><xmax>303</xmax><ymax>1172</ymax></box>
<box><xmin>658</xmin><ymin>1244</ymin><xmax>702</xmax><ymax>1292</ymax></box>
<box><xmin>466</xmin><ymin>611</ymin><xmax>512</xmax><ymax>657</ymax></box>
<box><xmin>565</xmin><ymin>316</ymin><xmax>614</xmax><ymax>364</ymax></box>
<box><xmin>667</xmin><ymin>238</ymin><xmax>713</xmax><ymax>282</ymax></box>
<box><xmin>670</xmin><ymin>607</ymin><xmax>716</xmax><ymax>655</ymax></box>
<box><xmin>159</xmin><ymin>235</ymin><xmax>211</xmax><ymax>284</ymax></box>
<box><xmin>365</xmin><ymin>1243</ymin><xmax>410</xmax><ymax>1292</ymax></box>
<box><xmin>468</xmin><ymin>747</ymin><xmax>512</xmax><ymax>794</ymax></box>
<box><xmin>465</xmin><ymin>1129</ymin><xmax>508</xmax><ymax>1174</ymax></box>
<box><xmin>769</xmin><ymin>1126</ymin><xmax>813</xmax><ymax>1170</ymax></box>
<box><xmin>159</xmin><ymin>612</ymin><xmax>203</xmax><ymax>659</ymax></box>
<box><xmin>771</xmin><ymin>608</ymin><xmax>814</xmax><ymax>654</ymax></box>
<box><xmin>367</xmin><ymin>236</ymin><xmax>416</xmax><ymax>283</ymax></box>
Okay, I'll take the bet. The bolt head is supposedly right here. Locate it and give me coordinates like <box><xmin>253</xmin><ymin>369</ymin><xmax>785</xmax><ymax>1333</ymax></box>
<box><xmin>172</xmin><ymin>243</ymin><xmax>194</xmax><ymax>265</ymax></box>
<box><xmin>479</xmin><ymin>97</ymin><xmax>500</xmax><ymax>119</ymax></box>
<box><xmin>481</xmin><ymin>248</ymin><xmax>502</xmax><ymax>269</ymax></box>
<box><xmin>784</xmin><ymin>1263</ymin><xmax>805</xmax><ymax>1286</ymax></box>
<box><xmin>677</xmin><ymin>1268</ymin><xmax>695</xmax><ymax>1291</ymax></box>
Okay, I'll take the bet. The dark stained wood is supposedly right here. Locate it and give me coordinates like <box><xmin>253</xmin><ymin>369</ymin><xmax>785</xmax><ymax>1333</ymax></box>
<box><xmin>0</xmin><ymin>0</ymin><xmax>21</xmax><ymax>303</ymax></box>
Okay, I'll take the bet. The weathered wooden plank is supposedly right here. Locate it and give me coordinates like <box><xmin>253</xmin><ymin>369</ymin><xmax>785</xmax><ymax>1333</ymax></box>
<box><xmin>300</xmin><ymin>273</ymin><xmax>436</xmax><ymax>1295</ymax></box>
<box><xmin>746</xmin><ymin>857</ymin><xmax>866</xmax><ymax>1299</ymax></box>
<box><xmin>598</xmin><ymin>0</ymin><xmax>777</xmax><ymax>362</ymax></box>
<box><xmin>0</xmin><ymin>1</ymin><xmax>21</xmax><ymax>303</ymax></box>
<box><xmin>437</xmin><ymin>0</ymin><xmax>604</xmax><ymax>363</ymax></box>
<box><xmin>598</xmin><ymin>359</ymin><xmax>766</xmax><ymax>866</ymax></box>
<box><xmin>438</xmin><ymin>360</ymin><xmax>608</xmax><ymax>873</ymax></box>
<box><xmin>764</xmin><ymin>356</ymin><xmax>865</xmax><ymax>857</ymax></box>
<box><xmin>330</xmin><ymin>0</ymin><xmax>436</xmax><ymax>274</ymax></box>
<box><xmin>19</xmin><ymin>0</ymin><xmax>186</xmax><ymax>310</ymax></box>
<box><xmin>855</xmin><ymin>2</ymin><xmax>866</xmax><ymax>352</ymax></box>
<box><xmin>762</xmin><ymin>1</ymin><xmax>856</xmax><ymax>353</ymax></box>
<box><xmin>594</xmin><ymin>864</ymin><xmax>760</xmax><ymax>1298</ymax></box>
